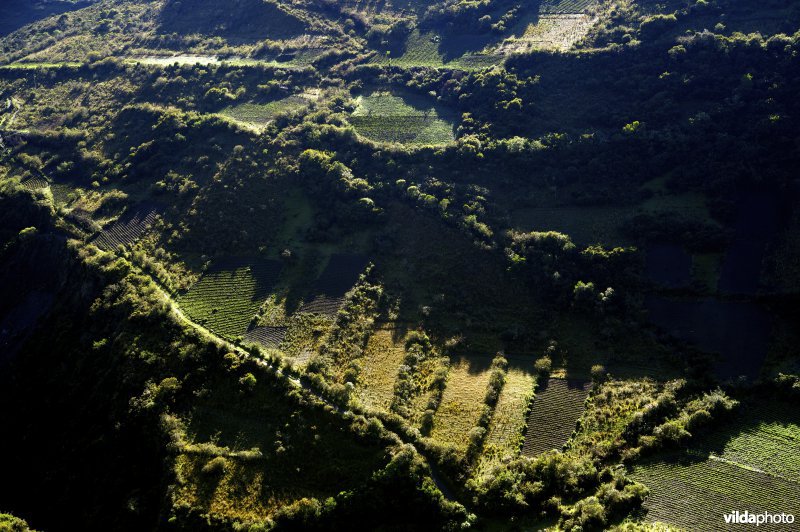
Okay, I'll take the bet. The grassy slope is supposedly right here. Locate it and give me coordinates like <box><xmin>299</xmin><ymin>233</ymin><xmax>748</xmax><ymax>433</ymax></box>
<box><xmin>355</xmin><ymin>326</ymin><xmax>408</xmax><ymax>412</ymax></box>
<box><xmin>429</xmin><ymin>356</ymin><xmax>493</xmax><ymax>453</ymax></box>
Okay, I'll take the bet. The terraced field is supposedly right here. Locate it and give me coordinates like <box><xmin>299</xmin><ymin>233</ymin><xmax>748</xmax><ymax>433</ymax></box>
<box><xmin>521</xmin><ymin>378</ymin><xmax>590</xmax><ymax>457</ymax></box>
<box><xmin>429</xmin><ymin>356</ymin><xmax>493</xmax><ymax>453</ymax></box>
<box><xmin>179</xmin><ymin>257</ymin><xmax>283</xmax><ymax>338</ymax></box>
<box><xmin>20</xmin><ymin>175</ymin><xmax>48</xmax><ymax>191</ymax></box>
<box><xmin>354</xmin><ymin>327</ymin><xmax>408</xmax><ymax>412</ymax></box>
<box><xmin>300</xmin><ymin>254</ymin><xmax>369</xmax><ymax>317</ymax></box>
<box><xmin>350</xmin><ymin>91</ymin><xmax>457</xmax><ymax>146</ymax></box>
<box><xmin>93</xmin><ymin>203</ymin><xmax>161</xmax><ymax>250</ymax></box>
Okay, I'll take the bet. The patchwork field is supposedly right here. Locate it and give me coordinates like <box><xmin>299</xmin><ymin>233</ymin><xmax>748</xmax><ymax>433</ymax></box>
<box><xmin>355</xmin><ymin>327</ymin><xmax>408</xmax><ymax>412</ymax></box>
<box><xmin>521</xmin><ymin>378</ymin><xmax>590</xmax><ymax>457</ymax></box>
<box><xmin>350</xmin><ymin>91</ymin><xmax>457</xmax><ymax>146</ymax></box>
<box><xmin>429</xmin><ymin>356</ymin><xmax>493</xmax><ymax>453</ymax></box>
<box><xmin>179</xmin><ymin>257</ymin><xmax>283</xmax><ymax>338</ymax></box>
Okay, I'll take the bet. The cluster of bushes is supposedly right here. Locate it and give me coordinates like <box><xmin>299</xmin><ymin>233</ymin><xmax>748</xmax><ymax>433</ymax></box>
<box><xmin>312</xmin><ymin>272</ymin><xmax>383</xmax><ymax>386</ymax></box>
<box><xmin>468</xmin><ymin>451</ymin><xmax>648</xmax><ymax>530</ymax></box>
<box><xmin>391</xmin><ymin>331</ymin><xmax>445</xmax><ymax>420</ymax></box>
<box><xmin>464</xmin><ymin>353</ymin><xmax>508</xmax><ymax>463</ymax></box>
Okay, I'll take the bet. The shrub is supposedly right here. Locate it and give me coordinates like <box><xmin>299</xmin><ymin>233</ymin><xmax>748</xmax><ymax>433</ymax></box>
<box><xmin>201</xmin><ymin>456</ymin><xmax>228</xmax><ymax>476</ymax></box>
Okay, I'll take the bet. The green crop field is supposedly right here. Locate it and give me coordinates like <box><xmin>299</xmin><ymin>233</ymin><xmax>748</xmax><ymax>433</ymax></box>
<box><xmin>521</xmin><ymin>378</ymin><xmax>590</xmax><ymax>457</ymax></box>
<box><xmin>630</xmin><ymin>398</ymin><xmax>800</xmax><ymax>530</ymax></box>
<box><xmin>631</xmin><ymin>456</ymin><xmax>800</xmax><ymax>531</ymax></box>
<box><xmin>355</xmin><ymin>327</ymin><xmax>408</xmax><ymax>413</ymax></box>
<box><xmin>178</xmin><ymin>258</ymin><xmax>283</xmax><ymax>339</ymax></box>
<box><xmin>218</xmin><ymin>94</ymin><xmax>316</xmax><ymax>131</ymax></box>
<box><xmin>429</xmin><ymin>356</ymin><xmax>493</xmax><ymax>452</ymax></box>
<box><xmin>350</xmin><ymin>91</ymin><xmax>457</xmax><ymax>146</ymax></box>
<box><xmin>370</xmin><ymin>30</ymin><xmax>502</xmax><ymax>70</ymax></box>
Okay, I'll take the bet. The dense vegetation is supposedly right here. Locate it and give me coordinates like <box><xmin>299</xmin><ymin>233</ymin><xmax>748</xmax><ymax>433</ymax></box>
<box><xmin>1</xmin><ymin>0</ymin><xmax>799</xmax><ymax>530</ymax></box>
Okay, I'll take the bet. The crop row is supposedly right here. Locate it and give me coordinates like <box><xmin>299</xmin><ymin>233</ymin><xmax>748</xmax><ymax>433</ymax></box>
<box><xmin>631</xmin><ymin>455</ymin><xmax>800</xmax><ymax>531</ymax></box>
<box><xmin>350</xmin><ymin>115</ymin><xmax>455</xmax><ymax>145</ymax></box>
<box><xmin>521</xmin><ymin>378</ymin><xmax>590</xmax><ymax>457</ymax></box>
<box><xmin>539</xmin><ymin>0</ymin><xmax>597</xmax><ymax>14</ymax></box>
<box><xmin>243</xmin><ymin>325</ymin><xmax>287</xmax><ymax>349</ymax></box>
<box><xmin>94</xmin><ymin>204</ymin><xmax>160</xmax><ymax>250</ymax></box>
<box><xmin>179</xmin><ymin>258</ymin><xmax>283</xmax><ymax>339</ymax></box>
<box><xmin>697</xmin><ymin>398</ymin><xmax>800</xmax><ymax>483</ymax></box>
<box><xmin>299</xmin><ymin>254</ymin><xmax>368</xmax><ymax>317</ymax></box>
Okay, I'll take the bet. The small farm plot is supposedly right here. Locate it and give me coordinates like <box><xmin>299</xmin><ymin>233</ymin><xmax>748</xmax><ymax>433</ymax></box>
<box><xmin>539</xmin><ymin>0</ymin><xmax>598</xmax><ymax>14</ymax></box>
<box><xmin>218</xmin><ymin>91</ymin><xmax>319</xmax><ymax>131</ymax></box>
<box><xmin>243</xmin><ymin>326</ymin><xmax>287</xmax><ymax>349</ymax></box>
<box><xmin>475</xmin><ymin>359</ymin><xmax>537</xmax><ymax>479</ymax></box>
<box><xmin>630</xmin><ymin>397</ymin><xmax>800</xmax><ymax>530</ymax></box>
<box><xmin>349</xmin><ymin>91</ymin><xmax>457</xmax><ymax>146</ymax></box>
<box><xmin>300</xmin><ymin>254</ymin><xmax>370</xmax><ymax>317</ymax></box>
<box><xmin>369</xmin><ymin>30</ymin><xmax>502</xmax><ymax>70</ymax></box>
<box><xmin>630</xmin><ymin>455</ymin><xmax>800</xmax><ymax>531</ymax></box>
<box><xmin>521</xmin><ymin>378</ymin><xmax>591</xmax><ymax>457</ymax></box>
<box><xmin>179</xmin><ymin>257</ymin><xmax>283</xmax><ymax>339</ymax></box>
<box><xmin>484</xmin><ymin>360</ymin><xmax>537</xmax><ymax>456</ymax></box>
<box><xmin>429</xmin><ymin>356</ymin><xmax>494</xmax><ymax>453</ymax></box>
<box><xmin>354</xmin><ymin>327</ymin><xmax>408</xmax><ymax>413</ymax></box>
<box><xmin>92</xmin><ymin>202</ymin><xmax>162</xmax><ymax>250</ymax></box>
<box><xmin>699</xmin><ymin>398</ymin><xmax>800</xmax><ymax>483</ymax></box>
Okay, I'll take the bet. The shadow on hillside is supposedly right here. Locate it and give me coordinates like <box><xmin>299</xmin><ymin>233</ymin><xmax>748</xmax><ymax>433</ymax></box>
<box><xmin>157</xmin><ymin>0</ymin><xmax>307</xmax><ymax>44</ymax></box>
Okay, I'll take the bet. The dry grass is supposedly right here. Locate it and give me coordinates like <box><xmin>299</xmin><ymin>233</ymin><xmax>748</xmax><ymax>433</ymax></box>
<box><xmin>355</xmin><ymin>327</ymin><xmax>407</xmax><ymax>413</ymax></box>
<box><xmin>429</xmin><ymin>356</ymin><xmax>493</xmax><ymax>452</ymax></box>
<box><xmin>485</xmin><ymin>361</ymin><xmax>536</xmax><ymax>454</ymax></box>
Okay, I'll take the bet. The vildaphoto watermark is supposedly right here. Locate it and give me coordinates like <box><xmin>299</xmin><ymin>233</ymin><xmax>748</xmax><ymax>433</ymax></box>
<box><xmin>724</xmin><ymin>511</ymin><xmax>795</xmax><ymax>526</ymax></box>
